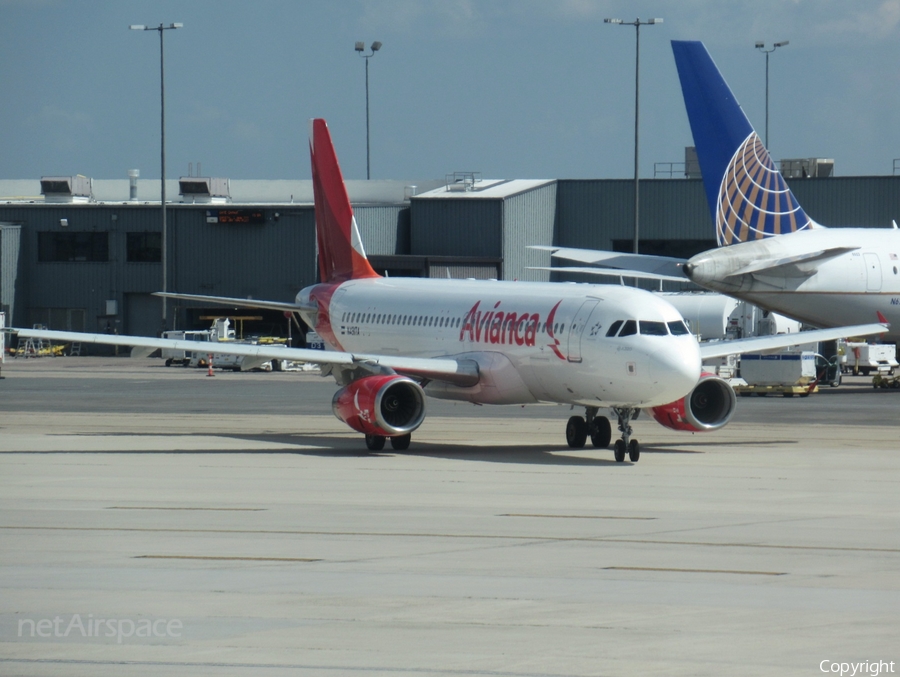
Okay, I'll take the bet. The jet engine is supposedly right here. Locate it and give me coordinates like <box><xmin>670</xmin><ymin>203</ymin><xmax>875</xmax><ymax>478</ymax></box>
<box><xmin>649</xmin><ymin>373</ymin><xmax>736</xmax><ymax>433</ymax></box>
<box><xmin>332</xmin><ymin>374</ymin><xmax>426</xmax><ymax>437</ymax></box>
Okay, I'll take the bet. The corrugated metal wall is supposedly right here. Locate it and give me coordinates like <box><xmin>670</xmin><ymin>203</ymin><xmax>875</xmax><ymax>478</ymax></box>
<box><xmin>169</xmin><ymin>206</ymin><xmax>316</xmax><ymax>302</ymax></box>
<box><xmin>354</xmin><ymin>205</ymin><xmax>409</xmax><ymax>255</ymax></box>
<box><xmin>789</xmin><ymin>177</ymin><xmax>900</xmax><ymax>227</ymax></box>
<box><xmin>502</xmin><ymin>183</ymin><xmax>556</xmax><ymax>281</ymax></box>
<box><xmin>409</xmin><ymin>198</ymin><xmax>503</xmax><ymax>258</ymax></box>
<box><xmin>1</xmin><ymin>224</ymin><xmax>21</xmax><ymax>322</ymax></box>
<box><xmin>0</xmin><ymin>204</ymin><xmax>317</xmax><ymax>333</ymax></box>
<box><xmin>2</xmin><ymin>175</ymin><xmax>899</xmax><ymax>333</ymax></box>
<box><xmin>556</xmin><ymin>179</ymin><xmax>711</xmax><ymax>249</ymax></box>
<box><xmin>428</xmin><ymin>263</ymin><xmax>500</xmax><ymax>280</ymax></box>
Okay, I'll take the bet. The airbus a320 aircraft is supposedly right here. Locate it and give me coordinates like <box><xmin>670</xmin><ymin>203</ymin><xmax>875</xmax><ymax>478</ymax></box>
<box><xmin>541</xmin><ymin>40</ymin><xmax>900</xmax><ymax>341</ymax></box>
<box><xmin>11</xmin><ymin>120</ymin><xmax>886</xmax><ymax>461</ymax></box>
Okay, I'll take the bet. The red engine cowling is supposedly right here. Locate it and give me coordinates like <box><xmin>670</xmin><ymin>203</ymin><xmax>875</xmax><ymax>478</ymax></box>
<box><xmin>332</xmin><ymin>374</ymin><xmax>426</xmax><ymax>436</ymax></box>
<box><xmin>649</xmin><ymin>373</ymin><xmax>736</xmax><ymax>432</ymax></box>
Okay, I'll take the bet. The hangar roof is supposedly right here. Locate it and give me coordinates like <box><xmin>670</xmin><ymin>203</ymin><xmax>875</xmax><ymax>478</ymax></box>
<box><xmin>414</xmin><ymin>179</ymin><xmax>555</xmax><ymax>200</ymax></box>
<box><xmin>0</xmin><ymin>178</ymin><xmax>446</xmax><ymax>206</ymax></box>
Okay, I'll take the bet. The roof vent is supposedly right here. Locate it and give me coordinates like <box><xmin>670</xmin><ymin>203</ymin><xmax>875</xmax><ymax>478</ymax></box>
<box><xmin>445</xmin><ymin>171</ymin><xmax>482</xmax><ymax>192</ymax></box>
<box><xmin>40</xmin><ymin>175</ymin><xmax>92</xmax><ymax>203</ymax></box>
<box><xmin>178</xmin><ymin>177</ymin><xmax>231</xmax><ymax>203</ymax></box>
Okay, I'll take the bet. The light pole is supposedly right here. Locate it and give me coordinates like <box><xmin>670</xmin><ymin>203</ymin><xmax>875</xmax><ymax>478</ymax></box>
<box><xmin>604</xmin><ymin>17</ymin><xmax>662</xmax><ymax>255</ymax></box>
<box><xmin>355</xmin><ymin>41</ymin><xmax>382</xmax><ymax>180</ymax></box>
<box><xmin>755</xmin><ymin>41</ymin><xmax>789</xmax><ymax>149</ymax></box>
<box><xmin>130</xmin><ymin>22</ymin><xmax>182</xmax><ymax>332</ymax></box>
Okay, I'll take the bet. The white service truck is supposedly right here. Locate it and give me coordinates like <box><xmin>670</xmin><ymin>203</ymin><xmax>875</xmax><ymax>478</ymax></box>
<box><xmin>840</xmin><ymin>342</ymin><xmax>898</xmax><ymax>376</ymax></box>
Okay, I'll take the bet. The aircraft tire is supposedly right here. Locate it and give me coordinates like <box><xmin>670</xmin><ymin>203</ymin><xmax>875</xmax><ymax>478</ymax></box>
<box><xmin>365</xmin><ymin>434</ymin><xmax>386</xmax><ymax>451</ymax></box>
<box><xmin>390</xmin><ymin>434</ymin><xmax>411</xmax><ymax>451</ymax></box>
<box><xmin>614</xmin><ymin>439</ymin><xmax>626</xmax><ymax>463</ymax></box>
<box><xmin>628</xmin><ymin>439</ymin><xmax>640</xmax><ymax>463</ymax></box>
<box><xmin>589</xmin><ymin>417</ymin><xmax>612</xmax><ymax>449</ymax></box>
<box><xmin>566</xmin><ymin>416</ymin><xmax>588</xmax><ymax>448</ymax></box>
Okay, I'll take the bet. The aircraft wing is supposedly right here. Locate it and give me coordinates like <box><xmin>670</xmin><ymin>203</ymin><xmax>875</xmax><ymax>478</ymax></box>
<box><xmin>698</xmin><ymin>322</ymin><xmax>888</xmax><ymax>360</ymax></box>
<box><xmin>154</xmin><ymin>292</ymin><xmax>313</xmax><ymax>313</ymax></box>
<box><xmin>8</xmin><ymin>328</ymin><xmax>480</xmax><ymax>387</ymax></box>
<box><xmin>530</xmin><ymin>246</ymin><xmax>688</xmax><ymax>281</ymax></box>
<box><xmin>725</xmin><ymin>247</ymin><xmax>860</xmax><ymax>279</ymax></box>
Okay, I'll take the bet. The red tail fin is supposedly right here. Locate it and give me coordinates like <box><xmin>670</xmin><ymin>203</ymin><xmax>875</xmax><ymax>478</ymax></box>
<box><xmin>309</xmin><ymin>119</ymin><xmax>379</xmax><ymax>283</ymax></box>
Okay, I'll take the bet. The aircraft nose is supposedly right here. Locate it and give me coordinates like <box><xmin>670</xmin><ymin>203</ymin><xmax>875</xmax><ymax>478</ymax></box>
<box><xmin>683</xmin><ymin>262</ymin><xmax>695</xmax><ymax>279</ymax></box>
<box><xmin>650</xmin><ymin>342</ymin><xmax>701</xmax><ymax>402</ymax></box>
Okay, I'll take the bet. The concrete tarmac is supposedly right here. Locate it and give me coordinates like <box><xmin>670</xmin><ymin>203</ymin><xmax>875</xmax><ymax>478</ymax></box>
<box><xmin>0</xmin><ymin>357</ymin><xmax>898</xmax><ymax>676</ymax></box>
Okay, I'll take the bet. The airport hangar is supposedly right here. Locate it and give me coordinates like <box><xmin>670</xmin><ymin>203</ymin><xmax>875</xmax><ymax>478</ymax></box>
<box><xmin>1</xmin><ymin>165</ymin><xmax>899</xmax><ymax>344</ymax></box>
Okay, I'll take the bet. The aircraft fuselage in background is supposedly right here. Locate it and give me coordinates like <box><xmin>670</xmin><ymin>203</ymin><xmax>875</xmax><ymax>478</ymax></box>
<box><xmin>685</xmin><ymin>228</ymin><xmax>900</xmax><ymax>339</ymax></box>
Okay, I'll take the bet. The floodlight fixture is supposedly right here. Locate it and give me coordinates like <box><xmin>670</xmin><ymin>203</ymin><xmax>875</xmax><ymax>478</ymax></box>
<box><xmin>355</xmin><ymin>40</ymin><xmax>383</xmax><ymax>179</ymax></box>
<box><xmin>755</xmin><ymin>40</ymin><xmax>790</xmax><ymax>148</ymax></box>
<box><xmin>604</xmin><ymin>18</ymin><xmax>664</xmax><ymax>254</ymax></box>
<box><xmin>129</xmin><ymin>21</ymin><xmax>183</xmax><ymax>330</ymax></box>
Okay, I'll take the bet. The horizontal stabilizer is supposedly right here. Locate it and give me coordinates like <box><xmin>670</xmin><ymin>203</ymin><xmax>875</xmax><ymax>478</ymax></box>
<box><xmin>699</xmin><ymin>322</ymin><xmax>887</xmax><ymax>360</ymax></box>
<box><xmin>726</xmin><ymin>246</ymin><xmax>859</xmax><ymax>278</ymax></box>
<box><xmin>531</xmin><ymin>246</ymin><xmax>687</xmax><ymax>280</ymax></box>
<box><xmin>155</xmin><ymin>292</ymin><xmax>314</xmax><ymax>313</ymax></box>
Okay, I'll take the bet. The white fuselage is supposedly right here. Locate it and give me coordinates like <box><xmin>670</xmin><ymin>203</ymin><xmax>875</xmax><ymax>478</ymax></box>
<box><xmin>296</xmin><ymin>278</ymin><xmax>702</xmax><ymax>408</ymax></box>
<box><xmin>686</xmin><ymin>228</ymin><xmax>900</xmax><ymax>340</ymax></box>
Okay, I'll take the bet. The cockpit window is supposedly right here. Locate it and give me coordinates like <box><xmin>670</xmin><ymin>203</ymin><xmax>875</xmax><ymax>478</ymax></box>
<box><xmin>618</xmin><ymin>320</ymin><xmax>637</xmax><ymax>337</ymax></box>
<box><xmin>667</xmin><ymin>320</ymin><xmax>690</xmax><ymax>336</ymax></box>
<box><xmin>606</xmin><ymin>320</ymin><xmax>623</xmax><ymax>337</ymax></box>
<box><xmin>639</xmin><ymin>321</ymin><xmax>668</xmax><ymax>336</ymax></box>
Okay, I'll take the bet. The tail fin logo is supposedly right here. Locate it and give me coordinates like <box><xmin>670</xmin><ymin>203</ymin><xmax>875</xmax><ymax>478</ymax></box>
<box><xmin>716</xmin><ymin>132</ymin><xmax>813</xmax><ymax>246</ymax></box>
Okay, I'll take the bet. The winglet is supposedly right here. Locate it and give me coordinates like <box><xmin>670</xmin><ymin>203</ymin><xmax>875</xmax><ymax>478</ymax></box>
<box><xmin>671</xmin><ymin>40</ymin><xmax>814</xmax><ymax>246</ymax></box>
<box><xmin>309</xmin><ymin>119</ymin><xmax>379</xmax><ymax>283</ymax></box>
<box><xmin>877</xmin><ymin>311</ymin><xmax>889</xmax><ymax>325</ymax></box>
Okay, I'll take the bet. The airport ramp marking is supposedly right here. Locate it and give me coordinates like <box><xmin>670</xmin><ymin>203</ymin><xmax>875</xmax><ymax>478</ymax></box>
<box><xmin>500</xmin><ymin>513</ymin><xmax>656</xmax><ymax>520</ymax></box>
<box><xmin>603</xmin><ymin>565</ymin><xmax>786</xmax><ymax>576</ymax></box>
<box><xmin>136</xmin><ymin>555</ymin><xmax>321</xmax><ymax>563</ymax></box>
<box><xmin>108</xmin><ymin>506</ymin><xmax>266</xmax><ymax>511</ymax></box>
<box><xmin>3</xmin><ymin>525</ymin><xmax>900</xmax><ymax>554</ymax></box>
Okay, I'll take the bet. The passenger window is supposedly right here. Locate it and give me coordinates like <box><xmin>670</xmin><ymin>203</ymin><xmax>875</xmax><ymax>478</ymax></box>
<box><xmin>668</xmin><ymin>320</ymin><xmax>690</xmax><ymax>336</ymax></box>
<box><xmin>640</xmin><ymin>321</ymin><xmax>668</xmax><ymax>336</ymax></box>
<box><xmin>606</xmin><ymin>320</ymin><xmax>623</xmax><ymax>337</ymax></box>
<box><xmin>618</xmin><ymin>320</ymin><xmax>637</xmax><ymax>337</ymax></box>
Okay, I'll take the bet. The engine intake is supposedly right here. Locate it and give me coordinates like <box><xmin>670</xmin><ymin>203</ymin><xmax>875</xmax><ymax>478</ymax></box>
<box><xmin>649</xmin><ymin>373</ymin><xmax>736</xmax><ymax>433</ymax></box>
<box><xmin>332</xmin><ymin>374</ymin><xmax>426</xmax><ymax>436</ymax></box>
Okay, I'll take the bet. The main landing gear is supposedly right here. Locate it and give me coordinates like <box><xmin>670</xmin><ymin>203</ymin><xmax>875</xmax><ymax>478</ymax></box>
<box><xmin>364</xmin><ymin>433</ymin><xmax>411</xmax><ymax>451</ymax></box>
<box><xmin>565</xmin><ymin>406</ymin><xmax>639</xmax><ymax>462</ymax></box>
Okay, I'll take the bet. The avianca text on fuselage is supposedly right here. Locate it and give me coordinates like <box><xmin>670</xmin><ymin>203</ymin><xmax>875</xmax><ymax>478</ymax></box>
<box><xmin>458</xmin><ymin>299</ymin><xmax>564</xmax><ymax>358</ymax></box>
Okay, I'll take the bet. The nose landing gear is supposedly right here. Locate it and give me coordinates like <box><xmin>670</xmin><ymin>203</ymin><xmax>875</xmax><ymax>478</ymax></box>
<box><xmin>612</xmin><ymin>407</ymin><xmax>640</xmax><ymax>463</ymax></box>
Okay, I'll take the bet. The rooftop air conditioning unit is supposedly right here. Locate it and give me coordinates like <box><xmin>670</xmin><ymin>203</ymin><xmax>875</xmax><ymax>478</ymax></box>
<box><xmin>40</xmin><ymin>175</ymin><xmax>92</xmax><ymax>203</ymax></box>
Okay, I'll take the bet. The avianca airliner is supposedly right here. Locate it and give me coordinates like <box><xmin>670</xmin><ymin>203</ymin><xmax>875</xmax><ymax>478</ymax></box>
<box><xmin>11</xmin><ymin>120</ymin><xmax>885</xmax><ymax>461</ymax></box>
<box><xmin>541</xmin><ymin>41</ymin><xmax>900</xmax><ymax>341</ymax></box>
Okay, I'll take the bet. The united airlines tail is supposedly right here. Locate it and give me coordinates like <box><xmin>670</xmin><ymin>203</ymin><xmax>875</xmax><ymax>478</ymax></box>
<box><xmin>671</xmin><ymin>40</ymin><xmax>817</xmax><ymax>246</ymax></box>
<box><xmin>309</xmin><ymin>118</ymin><xmax>380</xmax><ymax>283</ymax></box>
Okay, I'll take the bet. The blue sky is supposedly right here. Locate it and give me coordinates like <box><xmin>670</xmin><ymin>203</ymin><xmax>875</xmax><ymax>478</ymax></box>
<box><xmin>1</xmin><ymin>0</ymin><xmax>899</xmax><ymax>181</ymax></box>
